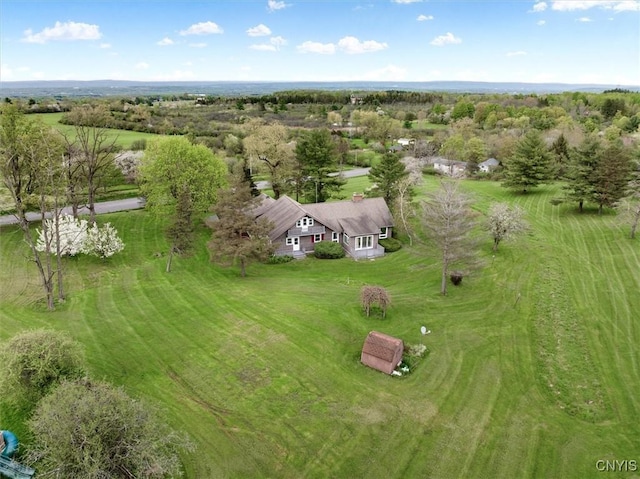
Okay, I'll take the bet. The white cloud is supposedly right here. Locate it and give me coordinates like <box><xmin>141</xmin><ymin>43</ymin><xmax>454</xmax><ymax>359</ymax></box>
<box><xmin>417</xmin><ymin>14</ymin><xmax>434</xmax><ymax>21</ymax></box>
<box><xmin>532</xmin><ymin>2</ymin><xmax>548</xmax><ymax>12</ymax></box>
<box><xmin>537</xmin><ymin>19</ymin><xmax>547</xmax><ymax>25</ymax></box>
<box><xmin>507</xmin><ymin>50</ymin><xmax>528</xmax><ymax>56</ymax></box>
<box><xmin>247</xmin><ymin>24</ymin><xmax>272</xmax><ymax>37</ymax></box>
<box><xmin>157</xmin><ymin>37</ymin><xmax>174</xmax><ymax>46</ymax></box>
<box><xmin>250</xmin><ymin>35</ymin><xmax>287</xmax><ymax>52</ymax></box>
<box><xmin>613</xmin><ymin>1</ymin><xmax>640</xmax><ymax>11</ymax></box>
<box><xmin>100</xmin><ymin>43</ymin><xmax>111</xmax><ymax>49</ymax></box>
<box><xmin>551</xmin><ymin>1</ymin><xmax>639</xmax><ymax>11</ymax></box>
<box><xmin>297</xmin><ymin>41</ymin><xmax>336</xmax><ymax>54</ymax></box>
<box><xmin>180</xmin><ymin>21</ymin><xmax>223</xmax><ymax>36</ymax></box>
<box><xmin>267</xmin><ymin>0</ymin><xmax>289</xmax><ymax>12</ymax></box>
<box><xmin>270</xmin><ymin>36</ymin><xmax>287</xmax><ymax>48</ymax></box>
<box><xmin>22</xmin><ymin>21</ymin><xmax>102</xmax><ymax>44</ymax></box>
<box><xmin>337</xmin><ymin>36</ymin><xmax>388</xmax><ymax>54</ymax></box>
<box><xmin>250</xmin><ymin>44</ymin><xmax>277</xmax><ymax>51</ymax></box>
<box><xmin>135</xmin><ymin>62</ymin><xmax>149</xmax><ymax>70</ymax></box>
<box><xmin>577</xmin><ymin>16</ymin><xmax>593</xmax><ymax>21</ymax></box>
<box><xmin>430</xmin><ymin>32</ymin><xmax>462</xmax><ymax>46</ymax></box>
<box><xmin>392</xmin><ymin>0</ymin><xmax>423</xmax><ymax>3</ymax></box>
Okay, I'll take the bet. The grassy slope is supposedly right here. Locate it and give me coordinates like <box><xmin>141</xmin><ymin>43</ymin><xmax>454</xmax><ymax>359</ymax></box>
<box><xmin>0</xmin><ymin>179</ymin><xmax>638</xmax><ymax>479</ymax></box>
<box><xmin>31</xmin><ymin>112</ymin><xmax>159</xmax><ymax>149</ymax></box>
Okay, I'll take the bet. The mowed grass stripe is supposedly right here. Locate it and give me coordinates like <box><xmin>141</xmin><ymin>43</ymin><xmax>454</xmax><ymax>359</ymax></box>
<box><xmin>2</xmin><ymin>180</ymin><xmax>640</xmax><ymax>478</ymax></box>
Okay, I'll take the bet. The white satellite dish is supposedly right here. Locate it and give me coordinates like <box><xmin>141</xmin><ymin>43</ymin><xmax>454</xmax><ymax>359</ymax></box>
<box><xmin>420</xmin><ymin>326</ymin><xmax>427</xmax><ymax>335</ymax></box>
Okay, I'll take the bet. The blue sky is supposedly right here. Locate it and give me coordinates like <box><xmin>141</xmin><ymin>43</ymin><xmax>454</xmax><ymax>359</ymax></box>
<box><xmin>1</xmin><ymin>0</ymin><xmax>639</xmax><ymax>85</ymax></box>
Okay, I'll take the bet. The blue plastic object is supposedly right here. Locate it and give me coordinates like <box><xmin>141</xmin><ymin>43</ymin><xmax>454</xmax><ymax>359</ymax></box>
<box><xmin>0</xmin><ymin>430</ymin><xmax>18</xmax><ymax>458</ymax></box>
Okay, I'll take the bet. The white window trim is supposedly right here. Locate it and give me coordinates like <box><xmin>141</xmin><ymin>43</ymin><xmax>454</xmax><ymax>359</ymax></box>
<box><xmin>295</xmin><ymin>216</ymin><xmax>314</xmax><ymax>228</ymax></box>
<box><xmin>286</xmin><ymin>237</ymin><xmax>293</xmax><ymax>246</ymax></box>
<box><xmin>355</xmin><ymin>235</ymin><xmax>374</xmax><ymax>250</ymax></box>
<box><xmin>343</xmin><ymin>233</ymin><xmax>349</xmax><ymax>245</ymax></box>
<box><xmin>332</xmin><ymin>232</ymin><xmax>339</xmax><ymax>243</ymax></box>
<box><xmin>379</xmin><ymin>227</ymin><xmax>388</xmax><ymax>239</ymax></box>
<box><xmin>314</xmin><ymin>233</ymin><xmax>323</xmax><ymax>242</ymax></box>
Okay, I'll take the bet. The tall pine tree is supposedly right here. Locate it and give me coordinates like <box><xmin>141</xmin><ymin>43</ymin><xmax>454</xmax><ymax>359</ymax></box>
<box><xmin>368</xmin><ymin>152</ymin><xmax>408</xmax><ymax>205</ymax></box>
<box><xmin>502</xmin><ymin>130</ymin><xmax>553</xmax><ymax>193</ymax></box>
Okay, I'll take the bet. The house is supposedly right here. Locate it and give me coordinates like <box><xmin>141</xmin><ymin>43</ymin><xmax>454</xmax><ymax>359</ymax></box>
<box><xmin>432</xmin><ymin>157</ymin><xmax>468</xmax><ymax>177</ymax></box>
<box><xmin>478</xmin><ymin>157</ymin><xmax>500</xmax><ymax>173</ymax></box>
<box><xmin>361</xmin><ymin>331</ymin><xmax>404</xmax><ymax>375</ymax></box>
<box><xmin>396</xmin><ymin>138</ymin><xmax>414</xmax><ymax>147</ymax></box>
<box><xmin>255</xmin><ymin>193</ymin><xmax>393</xmax><ymax>259</ymax></box>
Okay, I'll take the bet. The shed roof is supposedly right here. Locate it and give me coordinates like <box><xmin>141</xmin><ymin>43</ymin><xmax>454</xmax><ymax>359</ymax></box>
<box><xmin>361</xmin><ymin>331</ymin><xmax>404</xmax><ymax>375</ymax></box>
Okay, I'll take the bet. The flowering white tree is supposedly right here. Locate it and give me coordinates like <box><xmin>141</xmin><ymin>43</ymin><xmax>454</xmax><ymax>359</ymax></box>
<box><xmin>487</xmin><ymin>203</ymin><xmax>528</xmax><ymax>252</ymax></box>
<box><xmin>83</xmin><ymin>222</ymin><xmax>125</xmax><ymax>258</ymax></box>
<box><xmin>36</xmin><ymin>215</ymin><xmax>124</xmax><ymax>259</ymax></box>
<box><xmin>36</xmin><ymin>215</ymin><xmax>88</xmax><ymax>256</ymax></box>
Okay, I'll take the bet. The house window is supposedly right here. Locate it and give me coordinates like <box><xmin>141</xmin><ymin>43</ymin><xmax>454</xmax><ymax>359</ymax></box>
<box><xmin>355</xmin><ymin>235</ymin><xmax>373</xmax><ymax>250</ymax></box>
<box><xmin>379</xmin><ymin>227</ymin><xmax>388</xmax><ymax>239</ymax></box>
<box><xmin>286</xmin><ymin>237</ymin><xmax>293</xmax><ymax>245</ymax></box>
<box><xmin>314</xmin><ymin>233</ymin><xmax>323</xmax><ymax>242</ymax></box>
<box><xmin>295</xmin><ymin>217</ymin><xmax>314</xmax><ymax>228</ymax></box>
<box><xmin>343</xmin><ymin>233</ymin><xmax>350</xmax><ymax>245</ymax></box>
<box><xmin>332</xmin><ymin>232</ymin><xmax>339</xmax><ymax>243</ymax></box>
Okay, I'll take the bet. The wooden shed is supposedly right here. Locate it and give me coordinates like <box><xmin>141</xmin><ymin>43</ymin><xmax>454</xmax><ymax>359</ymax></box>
<box><xmin>361</xmin><ymin>331</ymin><xmax>404</xmax><ymax>375</ymax></box>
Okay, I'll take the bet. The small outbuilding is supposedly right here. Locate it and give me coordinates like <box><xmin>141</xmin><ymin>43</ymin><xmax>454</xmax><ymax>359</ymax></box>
<box><xmin>360</xmin><ymin>331</ymin><xmax>404</xmax><ymax>375</ymax></box>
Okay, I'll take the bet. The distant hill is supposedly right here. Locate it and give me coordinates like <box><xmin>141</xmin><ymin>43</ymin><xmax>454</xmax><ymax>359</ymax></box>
<box><xmin>2</xmin><ymin>80</ymin><xmax>639</xmax><ymax>98</ymax></box>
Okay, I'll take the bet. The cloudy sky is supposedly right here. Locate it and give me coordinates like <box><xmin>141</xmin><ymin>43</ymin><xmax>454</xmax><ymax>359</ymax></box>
<box><xmin>1</xmin><ymin>0</ymin><xmax>638</xmax><ymax>85</ymax></box>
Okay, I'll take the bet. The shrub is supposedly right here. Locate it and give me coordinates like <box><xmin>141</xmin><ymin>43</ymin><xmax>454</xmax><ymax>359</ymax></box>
<box><xmin>379</xmin><ymin>237</ymin><xmax>402</xmax><ymax>252</ymax></box>
<box><xmin>450</xmin><ymin>271</ymin><xmax>464</xmax><ymax>286</ymax></box>
<box><xmin>267</xmin><ymin>254</ymin><xmax>294</xmax><ymax>264</ymax></box>
<box><xmin>313</xmin><ymin>241</ymin><xmax>345</xmax><ymax>259</ymax></box>
<box><xmin>0</xmin><ymin>329</ymin><xmax>86</xmax><ymax>405</ymax></box>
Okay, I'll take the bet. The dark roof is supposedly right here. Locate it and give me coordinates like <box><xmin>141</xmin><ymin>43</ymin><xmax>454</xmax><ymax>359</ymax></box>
<box><xmin>304</xmin><ymin>197</ymin><xmax>393</xmax><ymax>235</ymax></box>
<box><xmin>255</xmin><ymin>195</ymin><xmax>309</xmax><ymax>241</ymax></box>
<box><xmin>256</xmin><ymin>195</ymin><xmax>394</xmax><ymax>239</ymax></box>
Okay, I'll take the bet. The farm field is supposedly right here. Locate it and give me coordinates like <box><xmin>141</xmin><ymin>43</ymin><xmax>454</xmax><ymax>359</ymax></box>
<box><xmin>0</xmin><ymin>179</ymin><xmax>638</xmax><ymax>478</ymax></box>
<box><xmin>31</xmin><ymin>112</ymin><xmax>160</xmax><ymax>149</ymax></box>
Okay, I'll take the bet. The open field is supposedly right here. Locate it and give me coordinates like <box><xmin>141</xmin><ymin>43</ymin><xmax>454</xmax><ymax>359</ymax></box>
<box><xmin>31</xmin><ymin>112</ymin><xmax>160</xmax><ymax>149</ymax></box>
<box><xmin>0</xmin><ymin>179</ymin><xmax>638</xmax><ymax>478</ymax></box>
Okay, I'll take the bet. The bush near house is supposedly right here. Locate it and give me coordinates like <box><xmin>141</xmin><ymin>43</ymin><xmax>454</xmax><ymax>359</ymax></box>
<box><xmin>313</xmin><ymin>241</ymin><xmax>345</xmax><ymax>259</ymax></box>
<box><xmin>379</xmin><ymin>237</ymin><xmax>402</xmax><ymax>252</ymax></box>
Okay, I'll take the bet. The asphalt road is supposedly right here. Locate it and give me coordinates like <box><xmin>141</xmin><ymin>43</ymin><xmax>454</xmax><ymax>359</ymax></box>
<box><xmin>0</xmin><ymin>197</ymin><xmax>146</xmax><ymax>226</ymax></box>
<box><xmin>0</xmin><ymin>167</ymin><xmax>371</xmax><ymax>227</ymax></box>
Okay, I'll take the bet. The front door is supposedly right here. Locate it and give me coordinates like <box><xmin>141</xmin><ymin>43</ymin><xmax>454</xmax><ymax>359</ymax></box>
<box><xmin>292</xmin><ymin>236</ymin><xmax>300</xmax><ymax>251</ymax></box>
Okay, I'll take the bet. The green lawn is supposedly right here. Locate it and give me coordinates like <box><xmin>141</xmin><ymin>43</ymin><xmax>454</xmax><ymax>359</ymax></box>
<box><xmin>31</xmin><ymin>112</ymin><xmax>160</xmax><ymax>149</ymax></box>
<box><xmin>0</xmin><ymin>179</ymin><xmax>638</xmax><ymax>478</ymax></box>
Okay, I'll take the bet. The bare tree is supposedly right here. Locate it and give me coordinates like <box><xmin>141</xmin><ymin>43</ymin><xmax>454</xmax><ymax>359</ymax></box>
<box><xmin>65</xmin><ymin>104</ymin><xmax>119</xmax><ymax>224</ymax></box>
<box><xmin>421</xmin><ymin>180</ymin><xmax>479</xmax><ymax>295</ymax></box>
<box><xmin>393</xmin><ymin>168</ymin><xmax>422</xmax><ymax>246</ymax></box>
<box><xmin>487</xmin><ymin>202</ymin><xmax>528</xmax><ymax>252</ymax></box>
<box><xmin>0</xmin><ymin>106</ymin><xmax>66</xmax><ymax>309</ymax></box>
<box><xmin>361</xmin><ymin>286</ymin><xmax>391</xmax><ymax>318</ymax></box>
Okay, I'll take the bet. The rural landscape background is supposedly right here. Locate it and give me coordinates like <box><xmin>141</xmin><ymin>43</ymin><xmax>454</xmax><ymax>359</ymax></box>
<box><xmin>0</xmin><ymin>77</ymin><xmax>639</xmax><ymax>478</ymax></box>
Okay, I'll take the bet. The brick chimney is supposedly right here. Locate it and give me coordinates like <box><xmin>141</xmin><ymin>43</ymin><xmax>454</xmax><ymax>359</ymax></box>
<box><xmin>352</xmin><ymin>192</ymin><xmax>364</xmax><ymax>203</ymax></box>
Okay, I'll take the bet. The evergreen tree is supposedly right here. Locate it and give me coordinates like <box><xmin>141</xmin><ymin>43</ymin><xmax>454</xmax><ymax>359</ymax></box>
<box><xmin>368</xmin><ymin>152</ymin><xmax>408</xmax><ymax>204</ymax></box>
<box><xmin>563</xmin><ymin>135</ymin><xmax>602</xmax><ymax>212</ymax></box>
<box><xmin>295</xmin><ymin>129</ymin><xmax>345</xmax><ymax>202</ymax></box>
<box><xmin>591</xmin><ymin>140</ymin><xmax>633</xmax><ymax>214</ymax></box>
<box><xmin>550</xmin><ymin>133</ymin><xmax>571</xmax><ymax>179</ymax></box>
<box><xmin>208</xmin><ymin>175</ymin><xmax>275</xmax><ymax>277</ymax></box>
<box><xmin>502</xmin><ymin>130</ymin><xmax>554</xmax><ymax>193</ymax></box>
